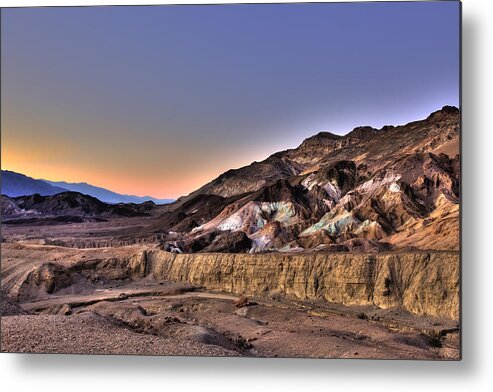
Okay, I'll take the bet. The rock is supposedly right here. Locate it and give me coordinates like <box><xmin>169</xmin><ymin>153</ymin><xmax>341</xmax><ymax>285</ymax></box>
<box><xmin>145</xmin><ymin>250</ymin><xmax>459</xmax><ymax>320</ymax></box>
<box><xmin>234</xmin><ymin>307</ymin><xmax>250</xmax><ymax>317</ymax></box>
<box><xmin>201</xmin><ymin>231</ymin><xmax>252</xmax><ymax>253</ymax></box>
<box><xmin>234</xmin><ymin>296</ymin><xmax>250</xmax><ymax>308</ymax></box>
<box><xmin>60</xmin><ymin>304</ymin><xmax>72</xmax><ymax>316</ymax></box>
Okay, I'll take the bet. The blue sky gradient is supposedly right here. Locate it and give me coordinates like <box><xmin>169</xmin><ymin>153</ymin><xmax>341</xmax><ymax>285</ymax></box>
<box><xmin>1</xmin><ymin>2</ymin><xmax>460</xmax><ymax>198</ymax></box>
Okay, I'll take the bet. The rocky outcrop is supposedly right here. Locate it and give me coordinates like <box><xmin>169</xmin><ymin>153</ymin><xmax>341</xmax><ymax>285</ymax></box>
<box><xmin>1</xmin><ymin>195</ymin><xmax>25</xmax><ymax>217</ymax></box>
<box><xmin>4</xmin><ymin>244</ymin><xmax>458</xmax><ymax>320</ymax></box>
<box><xmin>200</xmin><ymin>231</ymin><xmax>252</xmax><ymax>253</ymax></box>
<box><xmin>143</xmin><ymin>251</ymin><xmax>459</xmax><ymax>320</ymax></box>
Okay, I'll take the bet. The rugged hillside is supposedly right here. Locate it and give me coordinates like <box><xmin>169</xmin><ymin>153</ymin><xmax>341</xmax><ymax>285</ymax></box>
<box><xmin>1</xmin><ymin>195</ymin><xmax>25</xmax><ymax>216</ymax></box>
<box><xmin>1</xmin><ymin>192</ymin><xmax>155</xmax><ymax>221</ymax></box>
<box><xmin>180</xmin><ymin>106</ymin><xmax>458</xmax><ymax>200</ymax></box>
<box><xmin>157</xmin><ymin>106</ymin><xmax>460</xmax><ymax>253</ymax></box>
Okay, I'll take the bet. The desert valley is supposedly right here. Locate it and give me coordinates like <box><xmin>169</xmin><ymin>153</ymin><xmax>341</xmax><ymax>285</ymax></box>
<box><xmin>1</xmin><ymin>106</ymin><xmax>460</xmax><ymax>359</ymax></box>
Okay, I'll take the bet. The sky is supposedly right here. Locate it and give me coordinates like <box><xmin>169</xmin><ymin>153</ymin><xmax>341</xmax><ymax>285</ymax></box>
<box><xmin>1</xmin><ymin>1</ymin><xmax>460</xmax><ymax>199</ymax></box>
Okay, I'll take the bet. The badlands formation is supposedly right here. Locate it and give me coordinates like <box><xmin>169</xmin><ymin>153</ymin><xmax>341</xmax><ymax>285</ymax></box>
<box><xmin>1</xmin><ymin>107</ymin><xmax>460</xmax><ymax>359</ymax></box>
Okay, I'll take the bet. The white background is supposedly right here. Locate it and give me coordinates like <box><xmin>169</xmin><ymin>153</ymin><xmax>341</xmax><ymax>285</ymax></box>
<box><xmin>0</xmin><ymin>0</ymin><xmax>491</xmax><ymax>391</ymax></box>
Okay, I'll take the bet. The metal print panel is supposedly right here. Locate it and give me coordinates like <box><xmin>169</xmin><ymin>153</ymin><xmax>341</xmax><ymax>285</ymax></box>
<box><xmin>0</xmin><ymin>1</ymin><xmax>461</xmax><ymax>360</ymax></box>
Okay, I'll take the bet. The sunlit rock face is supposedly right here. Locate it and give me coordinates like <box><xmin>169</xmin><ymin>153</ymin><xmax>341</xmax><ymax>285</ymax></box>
<box><xmin>144</xmin><ymin>250</ymin><xmax>460</xmax><ymax>320</ymax></box>
<box><xmin>154</xmin><ymin>106</ymin><xmax>459</xmax><ymax>254</ymax></box>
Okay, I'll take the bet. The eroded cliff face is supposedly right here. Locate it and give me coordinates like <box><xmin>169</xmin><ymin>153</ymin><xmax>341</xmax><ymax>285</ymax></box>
<box><xmin>3</xmin><ymin>243</ymin><xmax>458</xmax><ymax>321</ymax></box>
<box><xmin>143</xmin><ymin>251</ymin><xmax>459</xmax><ymax>320</ymax></box>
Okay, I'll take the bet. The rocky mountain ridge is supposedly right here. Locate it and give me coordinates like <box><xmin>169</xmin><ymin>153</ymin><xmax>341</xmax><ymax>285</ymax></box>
<box><xmin>1</xmin><ymin>192</ymin><xmax>155</xmax><ymax>222</ymax></box>
<box><xmin>159</xmin><ymin>106</ymin><xmax>460</xmax><ymax>253</ymax></box>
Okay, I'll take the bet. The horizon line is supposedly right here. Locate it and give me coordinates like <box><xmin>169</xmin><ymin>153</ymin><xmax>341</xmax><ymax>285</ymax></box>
<box><xmin>1</xmin><ymin>104</ymin><xmax>459</xmax><ymax>200</ymax></box>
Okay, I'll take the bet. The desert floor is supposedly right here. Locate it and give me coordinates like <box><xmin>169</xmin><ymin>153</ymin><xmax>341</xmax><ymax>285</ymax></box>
<box><xmin>1</xmin><ymin>242</ymin><xmax>459</xmax><ymax>359</ymax></box>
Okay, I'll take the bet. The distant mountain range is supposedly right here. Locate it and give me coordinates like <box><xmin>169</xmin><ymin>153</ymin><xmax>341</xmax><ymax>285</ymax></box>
<box><xmin>42</xmin><ymin>179</ymin><xmax>174</xmax><ymax>205</ymax></box>
<box><xmin>0</xmin><ymin>170</ymin><xmax>173</xmax><ymax>205</ymax></box>
<box><xmin>1</xmin><ymin>171</ymin><xmax>67</xmax><ymax>197</ymax></box>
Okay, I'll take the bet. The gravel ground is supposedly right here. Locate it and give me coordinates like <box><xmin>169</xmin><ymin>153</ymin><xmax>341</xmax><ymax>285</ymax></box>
<box><xmin>0</xmin><ymin>312</ymin><xmax>239</xmax><ymax>357</ymax></box>
<box><xmin>1</xmin><ymin>290</ymin><xmax>26</xmax><ymax>316</ymax></box>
